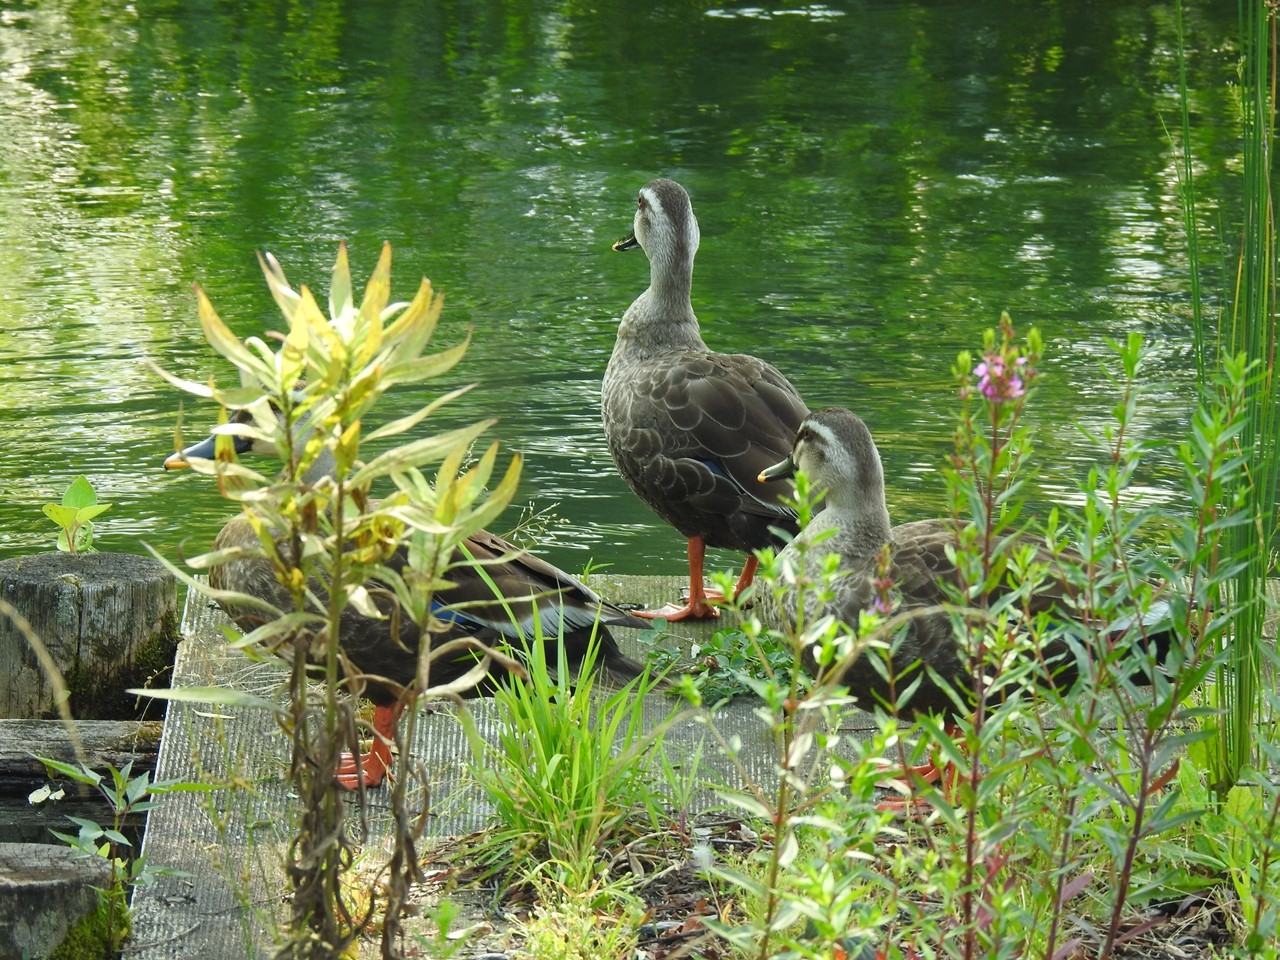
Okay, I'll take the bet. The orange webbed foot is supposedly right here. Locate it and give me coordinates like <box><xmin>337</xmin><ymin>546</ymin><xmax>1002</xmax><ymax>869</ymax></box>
<box><xmin>334</xmin><ymin>702</ymin><xmax>401</xmax><ymax>790</ymax></box>
<box><xmin>336</xmin><ymin>747</ymin><xmax>391</xmax><ymax>790</ymax></box>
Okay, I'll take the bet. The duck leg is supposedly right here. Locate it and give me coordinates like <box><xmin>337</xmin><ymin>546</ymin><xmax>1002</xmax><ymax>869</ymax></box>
<box><xmin>732</xmin><ymin>555</ymin><xmax>759</xmax><ymax>599</ymax></box>
<box><xmin>633</xmin><ymin>537</ymin><xmax>725</xmax><ymax>621</ymax></box>
<box><xmin>874</xmin><ymin>726</ymin><xmax>962</xmax><ymax>814</ymax></box>
<box><xmin>336</xmin><ymin>701</ymin><xmax>404</xmax><ymax>790</ymax></box>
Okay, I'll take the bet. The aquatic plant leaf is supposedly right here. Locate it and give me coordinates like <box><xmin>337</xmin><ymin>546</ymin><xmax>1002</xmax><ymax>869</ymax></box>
<box><xmin>75</xmin><ymin>504</ymin><xmax>111</xmax><ymax>524</ymax></box>
<box><xmin>43</xmin><ymin>504</ymin><xmax>78</xmax><ymax>527</ymax></box>
<box><xmin>62</xmin><ymin>475</ymin><xmax>97</xmax><ymax>509</ymax></box>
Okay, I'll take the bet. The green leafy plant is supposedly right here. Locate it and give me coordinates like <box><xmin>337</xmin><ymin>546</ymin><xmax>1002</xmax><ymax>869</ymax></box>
<box><xmin>686</xmin><ymin>319</ymin><xmax>1266</xmax><ymax>960</ymax></box>
<box><xmin>1175</xmin><ymin>0</ymin><xmax>1280</xmax><ymax>793</ymax></box>
<box><xmin>510</xmin><ymin>881</ymin><xmax>647</xmax><ymax>960</ymax></box>
<box><xmin>649</xmin><ymin>623</ymin><xmax>796</xmax><ymax>707</ymax></box>
<box><xmin>42</xmin><ymin>475</ymin><xmax>111</xmax><ymax>553</ymax></box>
<box><xmin>31</xmin><ymin>758</ymin><xmax>205</xmax><ymax>958</ymax></box>
<box><xmin>151</xmin><ymin>243</ymin><xmax>521</xmax><ymax>957</ymax></box>
<box><xmin>467</xmin><ymin>627</ymin><xmax>675</xmax><ymax>896</ymax></box>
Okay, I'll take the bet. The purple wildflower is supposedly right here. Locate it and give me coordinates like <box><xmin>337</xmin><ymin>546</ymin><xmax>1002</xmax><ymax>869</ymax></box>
<box><xmin>975</xmin><ymin>353</ymin><xmax>1029</xmax><ymax>403</ymax></box>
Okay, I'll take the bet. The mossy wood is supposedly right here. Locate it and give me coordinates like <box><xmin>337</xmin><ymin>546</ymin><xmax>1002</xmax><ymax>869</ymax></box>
<box><xmin>0</xmin><ymin>554</ymin><xmax>179</xmax><ymax>719</ymax></box>
<box><xmin>0</xmin><ymin>841</ymin><xmax>111</xmax><ymax>959</ymax></box>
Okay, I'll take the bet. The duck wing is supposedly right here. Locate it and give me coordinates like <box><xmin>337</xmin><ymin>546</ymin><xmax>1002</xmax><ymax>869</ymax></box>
<box><xmin>435</xmin><ymin>530</ymin><xmax>649</xmax><ymax>637</ymax></box>
<box><xmin>604</xmin><ymin>350</ymin><xmax>808</xmax><ymax>547</ymax></box>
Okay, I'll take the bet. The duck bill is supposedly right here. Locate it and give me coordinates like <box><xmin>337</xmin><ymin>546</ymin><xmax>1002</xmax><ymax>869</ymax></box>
<box><xmin>162</xmin><ymin>433</ymin><xmax>250</xmax><ymax>470</ymax></box>
<box><xmin>758</xmin><ymin>456</ymin><xmax>796</xmax><ymax>483</ymax></box>
<box><xmin>612</xmin><ymin>233</ymin><xmax>640</xmax><ymax>252</ymax></box>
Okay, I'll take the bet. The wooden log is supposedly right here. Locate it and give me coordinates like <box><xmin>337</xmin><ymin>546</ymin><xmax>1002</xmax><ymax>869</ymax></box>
<box><xmin>0</xmin><ymin>719</ymin><xmax>163</xmax><ymax>787</ymax></box>
<box><xmin>0</xmin><ymin>841</ymin><xmax>112</xmax><ymax>958</ymax></box>
<box><xmin>0</xmin><ymin>553</ymin><xmax>180</xmax><ymax>720</ymax></box>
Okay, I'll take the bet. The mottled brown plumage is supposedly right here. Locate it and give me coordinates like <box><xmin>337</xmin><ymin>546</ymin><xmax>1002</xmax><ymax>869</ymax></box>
<box><xmin>758</xmin><ymin>407</ymin><xmax>1175</xmax><ymax>720</ymax></box>
<box><xmin>603</xmin><ymin>178</ymin><xmax>810</xmax><ymax>620</ymax></box>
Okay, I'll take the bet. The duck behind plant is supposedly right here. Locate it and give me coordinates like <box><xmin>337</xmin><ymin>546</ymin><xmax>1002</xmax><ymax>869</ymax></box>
<box><xmin>758</xmin><ymin>407</ymin><xmax>1180</xmax><ymax>799</ymax></box>
<box><xmin>164</xmin><ymin>405</ymin><xmax>652</xmax><ymax>789</ymax></box>
<box><xmin>602</xmin><ymin>178</ymin><xmax>810</xmax><ymax>621</ymax></box>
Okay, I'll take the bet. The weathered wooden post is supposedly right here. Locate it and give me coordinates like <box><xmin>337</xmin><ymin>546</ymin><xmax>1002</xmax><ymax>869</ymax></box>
<box><xmin>0</xmin><ymin>553</ymin><xmax>179</xmax><ymax>719</ymax></box>
<box><xmin>0</xmin><ymin>842</ymin><xmax>112</xmax><ymax>957</ymax></box>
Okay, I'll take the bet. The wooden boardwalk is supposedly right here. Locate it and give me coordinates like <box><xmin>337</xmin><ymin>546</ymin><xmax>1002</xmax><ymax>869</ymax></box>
<box><xmin>128</xmin><ymin>575</ymin><xmax>875</xmax><ymax>959</ymax></box>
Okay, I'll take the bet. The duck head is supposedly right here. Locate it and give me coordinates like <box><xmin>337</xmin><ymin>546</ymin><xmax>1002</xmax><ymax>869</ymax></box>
<box><xmin>759</xmin><ymin>407</ymin><xmax>890</xmax><ymax>525</ymax></box>
<box><xmin>612</xmin><ymin>178</ymin><xmax>701</xmax><ymax>281</ymax></box>
<box><xmin>163</xmin><ymin>399</ymin><xmax>336</xmax><ymax>484</ymax></box>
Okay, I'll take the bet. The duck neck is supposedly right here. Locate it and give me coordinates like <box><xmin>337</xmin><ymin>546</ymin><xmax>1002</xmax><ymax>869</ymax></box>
<box><xmin>614</xmin><ymin>266</ymin><xmax>708</xmax><ymax>358</ymax></box>
<box><xmin>818</xmin><ymin>493</ymin><xmax>892</xmax><ymax>560</ymax></box>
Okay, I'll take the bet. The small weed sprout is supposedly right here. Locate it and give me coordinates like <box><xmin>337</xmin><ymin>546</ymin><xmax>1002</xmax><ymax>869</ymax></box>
<box><xmin>32</xmin><ymin>757</ymin><xmax>208</xmax><ymax>956</ymax></box>
<box><xmin>42</xmin><ymin>475</ymin><xmax>111</xmax><ymax>553</ymax></box>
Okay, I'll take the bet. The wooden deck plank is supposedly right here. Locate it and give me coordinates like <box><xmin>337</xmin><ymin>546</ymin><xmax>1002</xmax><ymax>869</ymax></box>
<box><xmin>129</xmin><ymin>575</ymin><xmax>857</xmax><ymax>959</ymax></box>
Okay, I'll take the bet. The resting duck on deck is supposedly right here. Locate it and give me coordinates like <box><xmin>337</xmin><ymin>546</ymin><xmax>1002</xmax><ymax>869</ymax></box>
<box><xmin>758</xmin><ymin>407</ymin><xmax>1179</xmax><ymax>799</ymax></box>
<box><xmin>164</xmin><ymin>406</ymin><xmax>651</xmax><ymax>789</ymax></box>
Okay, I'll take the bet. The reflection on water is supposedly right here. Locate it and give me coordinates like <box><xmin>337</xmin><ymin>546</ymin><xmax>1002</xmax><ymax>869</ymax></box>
<box><xmin>0</xmin><ymin>0</ymin><xmax>1240</xmax><ymax>580</ymax></box>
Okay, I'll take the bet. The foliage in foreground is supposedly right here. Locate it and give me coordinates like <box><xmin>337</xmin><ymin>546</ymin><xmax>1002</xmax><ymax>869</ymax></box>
<box><xmin>421</xmin><ymin>321</ymin><xmax>1278</xmax><ymax>960</ymax></box>
<box><xmin>152</xmin><ymin>243</ymin><xmax>520</xmax><ymax>959</ymax></box>
<box><xmin>696</xmin><ymin>322</ymin><xmax>1271</xmax><ymax>960</ymax></box>
<box><xmin>31</xmin><ymin>758</ymin><xmax>204</xmax><ymax>959</ymax></box>
<box><xmin>467</xmin><ymin>627</ymin><xmax>675</xmax><ymax>894</ymax></box>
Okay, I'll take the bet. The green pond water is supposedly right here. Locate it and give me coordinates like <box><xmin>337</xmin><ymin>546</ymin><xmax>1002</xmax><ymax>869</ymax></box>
<box><xmin>0</xmin><ymin>0</ymin><xmax>1246</xmax><ymax>581</ymax></box>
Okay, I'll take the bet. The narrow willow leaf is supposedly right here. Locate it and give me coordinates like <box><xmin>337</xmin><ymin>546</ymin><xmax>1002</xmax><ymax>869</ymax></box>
<box><xmin>128</xmin><ymin>685</ymin><xmax>281</xmax><ymax>711</ymax></box>
<box><xmin>346</xmin><ymin>584</ymin><xmax>384</xmax><ymax>619</ymax></box>
<box><xmin>257</xmin><ymin>250</ymin><xmax>302</xmax><ymax>323</ymax></box>
<box><xmin>196</xmin><ymin>284</ymin><xmax>266</xmax><ymax>376</ymax></box>
<box><xmin>229</xmin><ymin>611</ymin><xmax>322</xmax><ymax>649</ymax></box>
<box><xmin>33</xmin><ymin>757</ymin><xmax>98</xmax><ymax>783</ymax></box>
<box><xmin>452</xmin><ymin>455</ymin><xmax>522</xmax><ymax>534</ymax></box>
<box><xmin>243</xmin><ymin>337</ymin><xmax>283</xmax><ymax>380</ymax></box>
<box><xmin>142</xmin><ymin>543</ymin><xmax>281</xmax><ymax>616</ymax></box>
<box><xmin>364</xmin><ymin>384</ymin><xmax>475</xmax><ymax>443</ymax></box>
<box><xmin>146</xmin><ymin>360</ymin><xmax>216</xmax><ymax>399</ymax></box>
<box><xmin>713</xmin><ymin>790</ymin><xmax>775</xmax><ymax>821</ymax></box>
<box><xmin>775</xmin><ymin>827</ymin><xmax>800</xmax><ymax>868</ymax></box>
<box><xmin>329</xmin><ymin>241</ymin><xmax>353</xmax><ymax>326</ymax></box>
<box><xmin>383</xmin><ymin>339</ymin><xmax>471</xmax><ymax>387</ymax></box>
<box><xmin>279</xmin><ymin>315</ymin><xmax>309</xmax><ymax>387</ymax></box>
<box><xmin>351</xmin><ymin>421</ymin><xmax>494</xmax><ymax>486</ymax></box>
<box><xmin>385</xmin><ymin>278</ymin><xmax>442</xmax><ymax>358</ymax></box>
<box><xmin>357</xmin><ymin>241</ymin><xmax>393</xmax><ymax>333</ymax></box>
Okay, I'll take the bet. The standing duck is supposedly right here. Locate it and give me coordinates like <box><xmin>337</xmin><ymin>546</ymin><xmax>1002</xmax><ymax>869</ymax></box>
<box><xmin>164</xmin><ymin>408</ymin><xmax>651</xmax><ymax>789</ymax></box>
<box><xmin>758</xmin><ymin>407</ymin><xmax>1177</xmax><ymax>795</ymax></box>
<box><xmin>602</xmin><ymin>178</ymin><xmax>810</xmax><ymax>621</ymax></box>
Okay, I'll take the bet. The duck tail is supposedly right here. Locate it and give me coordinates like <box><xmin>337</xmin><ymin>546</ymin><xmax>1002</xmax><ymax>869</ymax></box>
<box><xmin>591</xmin><ymin>626</ymin><xmax>657</xmax><ymax>691</ymax></box>
<box><xmin>1111</xmin><ymin>598</ymin><xmax>1183</xmax><ymax>685</ymax></box>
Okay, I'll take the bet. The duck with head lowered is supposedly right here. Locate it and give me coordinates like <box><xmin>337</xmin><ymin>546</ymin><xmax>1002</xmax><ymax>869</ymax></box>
<box><xmin>164</xmin><ymin>403</ymin><xmax>652</xmax><ymax>790</ymax></box>
<box><xmin>757</xmin><ymin>406</ymin><xmax>1181</xmax><ymax>798</ymax></box>
<box><xmin>603</xmin><ymin>178</ymin><xmax>811</xmax><ymax>621</ymax></box>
